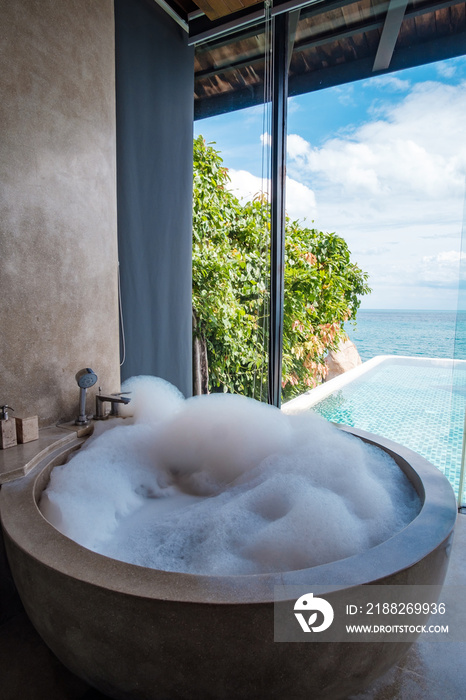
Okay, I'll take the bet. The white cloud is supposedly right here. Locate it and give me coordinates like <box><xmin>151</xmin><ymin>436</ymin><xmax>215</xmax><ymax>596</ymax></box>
<box><xmin>285</xmin><ymin>178</ymin><xmax>317</xmax><ymax>222</ymax></box>
<box><xmin>357</xmin><ymin>247</ymin><xmax>465</xmax><ymax>303</ymax></box>
<box><xmin>287</xmin><ymin>83</ymin><xmax>466</xmax><ymax>201</ymax></box>
<box><xmin>418</xmin><ymin>250</ymin><xmax>465</xmax><ymax>288</ymax></box>
<box><xmin>289</xmin><ymin>81</ymin><xmax>466</xmax><ymax>196</ymax></box>
<box><xmin>422</xmin><ymin>250</ymin><xmax>466</xmax><ymax>264</ymax></box>
<box><xmin>420</xmin><ymin>232</ymin><xmax>460</xmax><ymax>239</ymax></box>
<box><xmin>334</xmin><ymin>84</ymin><xmax>356</xmax><ymax>106</ymax></box>
<box><xmin>436</xmin><ymin>62</ymin><xmax>457</xmax><ymax>79</ymax></box>
<box><xmin>288</xmin><ymin>97</ymin><xmax>301</xmax><ymax>114</ymax></box>
<box><xmin>287</xmin><ymin>133</ymin><xmax>312</xmax><ymax>162</ymax></box>
<box><xmin>227</xmin><ymin>169</ymin><xmax>268</xmax><ymax>202</ymax></box>
<box><xmin>283</xmin><ymin>79</ymin><xmax>466</xmax><ymax>307</ymax></box>
<box><xmin>227</xmin><ymin>169</ymin><xmax>316</xmax><ymax>223</ymax></box>
<box><xmin>353</xmin><ymin>247</ymin><xmax>391</xmax><ymax>256</ymax></box>
<box><xmin>363</xmin><ymin>76</ymin><xmax>411</xmax><ymax>92</ymax></box>
<box><xmin>260</xmin><ymin>132</ymin><xmax>271</xmax><ymax>147</ymax></box>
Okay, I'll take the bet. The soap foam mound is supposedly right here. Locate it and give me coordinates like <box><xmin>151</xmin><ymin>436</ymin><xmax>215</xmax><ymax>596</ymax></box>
<box><xmin>154</xmin><ymin>393</ymin><xmax>293</xmax><ymax>495</ymax></box>
<box><xmin>40</xmin><ymin>377</ymin><xmax>420</xmax><ymax>575</ymax></box>
<box><xmin>118</xmin><ymin>374</ymin><xmax>184</xmax><ymax>424</ymax></box>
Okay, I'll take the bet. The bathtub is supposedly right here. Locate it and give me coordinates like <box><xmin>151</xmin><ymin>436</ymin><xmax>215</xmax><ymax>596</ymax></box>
<box><xmin>0</xmin><ymin>426</ymin><xmax>457</xmax><ymax>700</ymax></box>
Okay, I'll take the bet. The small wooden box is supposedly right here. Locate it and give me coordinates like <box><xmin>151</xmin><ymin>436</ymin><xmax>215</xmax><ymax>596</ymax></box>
<box><xmin>15</xmin><ymin>416</ymin><xmax>39</xmax><ymax>444</ymax></box>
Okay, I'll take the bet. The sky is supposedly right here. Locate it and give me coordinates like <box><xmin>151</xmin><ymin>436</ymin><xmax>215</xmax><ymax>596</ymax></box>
<box><xmin>194</xmin><ymin>56</ymin><xmax>466</xmax><ymax>310</ymax></box>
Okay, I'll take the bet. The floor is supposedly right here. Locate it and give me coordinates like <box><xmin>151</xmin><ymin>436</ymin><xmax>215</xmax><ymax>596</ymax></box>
<box><xmin>350</xmin><ymin>512</ymin><xmax>466</xmax><ymax>700</ymax></box>
<box><xmin>1</xmin><ymin>515</ymin><xmax>465</xmax><ymax>700</ymax></box>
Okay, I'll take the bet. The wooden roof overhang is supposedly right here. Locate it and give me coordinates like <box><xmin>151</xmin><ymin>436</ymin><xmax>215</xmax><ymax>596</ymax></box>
<box><xmin>151</xmin><ymin>0</ymin><xmax>466</xmax><ymax>119</ymax></box>
<box><xmin>193</xmin><ymin>0</ymin><xmax>466</xmax><ymax>118</ymax></box>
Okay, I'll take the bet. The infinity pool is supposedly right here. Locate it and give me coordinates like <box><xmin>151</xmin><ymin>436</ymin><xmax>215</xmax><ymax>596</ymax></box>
<box><xmin>284</xmin><ymin>356</ymin><xmax>466</xmax><ymax>500</ymax></box>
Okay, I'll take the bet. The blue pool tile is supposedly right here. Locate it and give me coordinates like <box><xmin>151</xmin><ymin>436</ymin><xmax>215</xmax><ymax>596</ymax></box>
<box><xmin>312</xmin><ymin>360</ymin><xmax>466</xmax><ymax>499</ymax></box>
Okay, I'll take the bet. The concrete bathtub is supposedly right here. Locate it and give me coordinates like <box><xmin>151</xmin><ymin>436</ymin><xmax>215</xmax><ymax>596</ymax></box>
<box><xmin>0</xmin><ymin>427</ymin><xmax>457</xmax><ymax>700</ymax></box>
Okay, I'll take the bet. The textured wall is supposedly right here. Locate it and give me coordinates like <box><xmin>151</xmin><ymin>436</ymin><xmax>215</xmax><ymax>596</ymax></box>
<box><xmin>0</xmin><ymin>0</ymin><xmax>120</xmax><ymax>426</ymax></box>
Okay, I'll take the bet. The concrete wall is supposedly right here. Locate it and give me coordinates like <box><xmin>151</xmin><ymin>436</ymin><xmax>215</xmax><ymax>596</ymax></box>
<box><xmin>0</xmin><ymin>0</ymin><xmax>120</xmax><ymax>426</ymax></box>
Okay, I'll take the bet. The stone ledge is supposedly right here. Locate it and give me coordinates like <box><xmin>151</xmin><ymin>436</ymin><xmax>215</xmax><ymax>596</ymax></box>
<box><xmin>0</xmin><ymin>426</ymin><xmax>86</xmax><ymax>485</ymax></box>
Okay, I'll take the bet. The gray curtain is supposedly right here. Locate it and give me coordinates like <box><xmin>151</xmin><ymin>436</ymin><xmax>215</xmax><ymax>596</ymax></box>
<box><xmin>115</xmin><ymin>0</ymin><xmax>194</xmax><ymax>398</ymax></box>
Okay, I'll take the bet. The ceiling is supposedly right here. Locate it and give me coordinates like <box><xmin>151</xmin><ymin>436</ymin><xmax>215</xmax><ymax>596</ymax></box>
<box><xmin>192</xmin><ymin>0</ymin><xmax>263</xmax><ymax>22</ymax></box>
<box><xmin>171</xmin><ymin>0</ymin><xmax>262</xmax><ymax>21</ymax></box>
<box><xmin>155</xmin><ymin>0</ymin><xmax>466</xmax><ymax>119</ymax></box>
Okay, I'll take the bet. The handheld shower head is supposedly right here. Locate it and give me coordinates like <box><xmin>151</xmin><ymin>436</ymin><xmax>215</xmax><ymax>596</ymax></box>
<box><xmin>75</xmin><ymin>368</ymin><xmax>98</xmax><ymax>426</ymax></box>
<box><xmin>76</xmin><ymin>368</ymin><xmax>98</xmax><ymax>389</ymax></box>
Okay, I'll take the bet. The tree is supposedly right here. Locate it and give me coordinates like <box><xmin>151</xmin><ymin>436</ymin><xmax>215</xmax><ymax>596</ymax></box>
<box><xmin>192</xmin><ymin>135</ymin><xmax>371</xmax><ymax>401</ymax></box>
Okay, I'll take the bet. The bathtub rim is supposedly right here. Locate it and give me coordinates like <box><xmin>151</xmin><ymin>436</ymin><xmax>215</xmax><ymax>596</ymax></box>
<box><xmin>0</xmin><ymin>426</ymin><xmax>457</xmax><ymax>605</ymax></box>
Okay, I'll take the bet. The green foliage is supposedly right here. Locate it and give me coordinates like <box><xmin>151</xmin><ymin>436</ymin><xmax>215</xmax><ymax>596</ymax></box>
<box><xmin>192</xmin><ymin>135</ymin><xmax>371</xmax><ymax>401</ymax></box>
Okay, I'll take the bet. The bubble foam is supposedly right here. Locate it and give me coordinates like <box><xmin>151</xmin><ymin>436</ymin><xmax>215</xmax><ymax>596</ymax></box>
<box><xmin>40</xmin><ymin>377</ymin><xmax>420</xmax><ymax>575</ymax></box>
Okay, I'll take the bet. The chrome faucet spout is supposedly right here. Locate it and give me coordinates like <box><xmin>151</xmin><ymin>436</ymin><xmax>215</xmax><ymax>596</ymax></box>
<box><xmin>95</xmin><ymin>393</ymin><xmax>131</xmax><ymax>419</ymax></box>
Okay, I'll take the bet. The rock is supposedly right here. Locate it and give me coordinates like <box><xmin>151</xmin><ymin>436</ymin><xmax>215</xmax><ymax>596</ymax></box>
<box><xmin>324</xmin><ymin>338</ymin><xmax>362</xmax><ymax>381</ymax></box>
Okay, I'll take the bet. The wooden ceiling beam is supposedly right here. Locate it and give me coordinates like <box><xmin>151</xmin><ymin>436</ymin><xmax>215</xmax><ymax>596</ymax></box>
<box><xmin>372</xmin><ymin>0</ymin><xmax>409</xmax><ymax>71</ymax></box>
<box><xmin>287</xmin><ymin>9</ymin><xmax>301</xmax><ymax>70</ymax></box>
<box><xmin>195</xmin><ymin>0</ymin><xmax>262</xmax><ymax>22</ymax></box>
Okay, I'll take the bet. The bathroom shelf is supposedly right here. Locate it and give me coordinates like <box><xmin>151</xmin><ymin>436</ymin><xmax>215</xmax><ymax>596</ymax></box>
<box><xmin>0</xmin><ymin>426</ymin><xmax>84</xmax><ymax>484</ymax></box>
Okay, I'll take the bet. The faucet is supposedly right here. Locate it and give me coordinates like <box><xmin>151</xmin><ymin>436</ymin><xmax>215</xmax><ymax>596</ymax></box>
<box><xmin>75</xmin><ymin>368</ymin><xmax>98</xmax><ymax>427</ymax></box>
<box><xmin>95</xmin><ymin>389</ymin><xmax>131</xmax><ymax>419</ymax></box>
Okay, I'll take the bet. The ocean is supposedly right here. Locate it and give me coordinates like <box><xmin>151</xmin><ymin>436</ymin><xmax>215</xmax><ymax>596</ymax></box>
<box><xmin>345</xmin><ymin>310</ymin><xmax>466</xmax><ymax>362</ymax></box>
